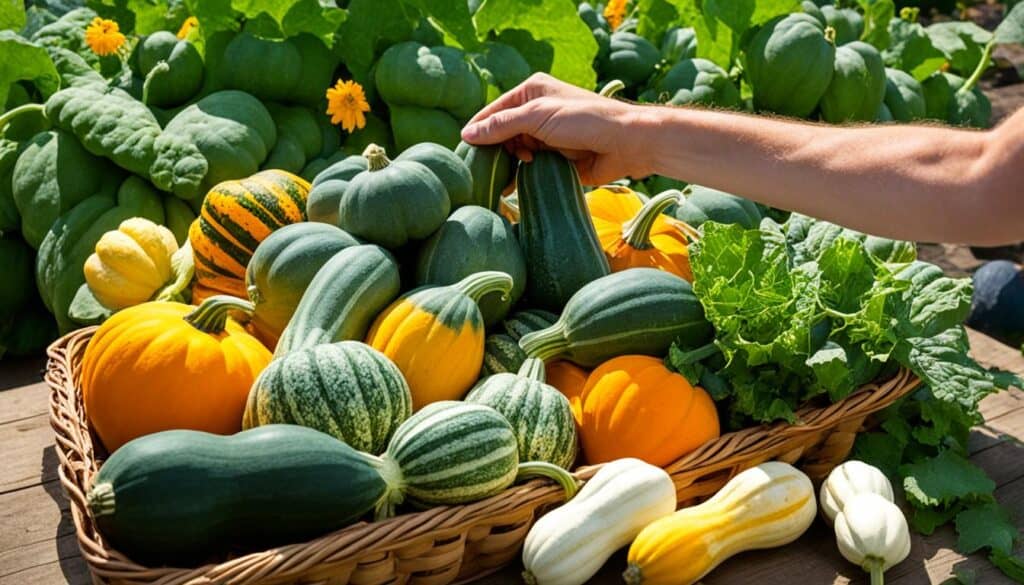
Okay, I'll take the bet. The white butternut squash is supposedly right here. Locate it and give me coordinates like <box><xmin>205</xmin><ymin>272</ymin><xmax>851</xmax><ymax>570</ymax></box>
<box><xmin>624</xmin><ymin>461</ymin><xmax>816</xmax><ymax>585</ymax></box>
<box><xmin>820</xmin><ymin>460</ymin><xmax>894</xmax><ymax>523</ymax></box>
<box><xmin>522</xmin><ymin>458</ymin><xmax>676</xmax><ymax>585</ymax></box>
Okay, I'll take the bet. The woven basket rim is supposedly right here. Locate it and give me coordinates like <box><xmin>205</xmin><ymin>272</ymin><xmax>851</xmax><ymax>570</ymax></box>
<box><xmin>47</xmin><ymin>327</ymin><xmax>921</xmax><ymax>584</ymax></box>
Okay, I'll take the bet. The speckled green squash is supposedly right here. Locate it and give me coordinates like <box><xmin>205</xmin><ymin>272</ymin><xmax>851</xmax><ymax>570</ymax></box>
<box><xmin>243</xmin><ymin>341</ymin><xmax>413</xmax><ymax>454</ymax></box>
<box><xmin>481</xmin><ymin>333</ymin><xmax>528</xmax><ymax>377</ymax></box>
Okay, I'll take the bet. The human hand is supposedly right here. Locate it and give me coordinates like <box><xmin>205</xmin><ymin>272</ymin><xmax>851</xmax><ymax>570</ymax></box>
<box><xmin>460</xmin><ymin>73</ymin><xmax>654</xmax><ymax>185</ymax></box>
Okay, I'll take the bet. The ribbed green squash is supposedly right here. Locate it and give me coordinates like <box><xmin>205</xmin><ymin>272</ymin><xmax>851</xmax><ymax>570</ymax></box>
<box><xmin>275</xmin><ymin>244</ymin><xmax>401</xmax><ymax>355</ymax></box>
<box><xmin>0</xmin><ymin>235</ymin><xmax>34</xmax><ymax>321</ymax></box>
<box><xmin>639</xmin><ymin>58</ymin><xmax>740</xmax><ymax>108</ymax></box>
<box><xmin>520</xmin><ymin>268</ymin><xmax>713</xmax><ymax>367</ymax></box>
<box><xmin>389</xmin><ymin>105</ymin><xmax>463</xmax><ymax>152</ymax></box>
<box><xmin>660</xmin><ymin>27</ymin><xmax>697</xmax><ymax>63</ymax></box>
<box><xmin>882</xmin><ymin>67</ymin><xmax>927</xmax><ymax>122</ymax></box>
<box><xmin>0</xmin><ymin>140</ymin><xmax>21</xmax><ymax>235</ymax></box>
<box><xmin>820</xmin><ymin>5</ymin><xmax>863</xmax><ymax>45</ymax></box>
<box><xmin>244</xmin><ymin>342</ymin><xmax>413</xmax><ymax>454</ymax></box>
<box><xmin>86</xmin><ymin>425</ymin><xmax>386</xmax><ymax>565</ymax></box>
<box><xmin>670</xmin><ymin>185</ymin><xmax>763</xmax><ymax>229</ymax></box>
<box><xmin>370</xmin><ymin>401</ymin><xmax>577</xmax><ymax>518</ymax></box>
<box><xmin>504</xmin><ymin>309</ymin><xmax>560</xmax><ymax>340</ymax></box>
<box><xmin>820</xmin><ymin>41</ymin><xmax>886</xmax><ymax>123</ymax></box>
<box><xmin>263</xmin><ymin>104</ymin><xmax>324</xmax><ymax>174</ymax></box>
<box><xmin>397</xmin><ymin>142</ymin><xmax>473</xmax><ymax>208</ymax></box>
<box><xmin>211</xmin><ymin>33</ymin><xmax>336</xmax><ymax>107</ymax></box>
<box><xmin>600</xmin><ymin>32</ymin><xmax>659</xmax><ymax>87</ymax></box>
<box><xmin>517</xmin><ymin>151</ymin><xmax>610</xmax><ymax>311</ymax></box>
<box><xmin>455</xmin><ymin>141</ymin><xmax>514</xmax><ymax>212</ymax></box>
<box><xmin>465</xmin><ymin>358</ymin><xmax>578</xmax><ymax>468</ymax></box>
<box><xmin>921</xmin><ymin>72</ymin><xmax>991</xmax><ymax>128</ymax></box>
<box><xmin>245</xmin><ymin>222</ymin><xmax>361</xmax><ymax>347</ymax></box>
<box><xmin>306</xmin><ymin>154</ymin><xmax>368</xmax><ymax>225</ymax></box>
<box><xmin>135</xmin><ymin>31</ymin><xmax>203</xmax><ymax>108</ymax></box>
<box><xmin>746</xmin><ymin>13</ymin><xmax>835</xmax><ymax>118</ymax></box>
<box><xmin>482</xmin><ymin>333</ymin><xmax>528</xmax><ymax>377</ymax></box>
<box><xmin>415</xmin><ymin>205</ymin><xmax>526</xmax><ymax>326</ymax></box>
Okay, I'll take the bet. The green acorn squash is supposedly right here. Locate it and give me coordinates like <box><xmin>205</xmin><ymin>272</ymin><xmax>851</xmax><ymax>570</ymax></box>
<box><xmin>820</xmin><ymin>41</ymin><xmax>886</xmax><ymax>123</ymax></box>
<box><xmin>882</xmin><ymin>67</ymin><xmax>926</xmax><ymax>122</ymax></box>
<box><xmin>639</xmin><ymin>58</ymin><xmax>740</xmax><ymax>108</ymax></box>
<box><xmin>746</xmin><ymin>13</ymin><xmax>835</xmax><ymax>118</ymax></box>
<box><xmin>600</xmin><ymin>32</ymin><xmax>659</xmax><ymax>87</ymax></box>
<box><xmin>135</xmin><ymin>31</ymin><xmax>203</xmax><ymax>108</ymax></box>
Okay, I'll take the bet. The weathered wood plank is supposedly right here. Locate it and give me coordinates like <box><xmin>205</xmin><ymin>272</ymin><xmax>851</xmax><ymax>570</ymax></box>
<box><xmin>0</xmin><ymin>414</ymin><xmax>59</xmax><ymax>494</ymax></box>
<box><xmin>0</xmin><ymin>552</ymin><xmax>92</xmax><ymax>585</ymax></box>
<box><xmin>0</xmin><ymin>479</ymin><xmax>74</xmax><ymax>553</ymax></box>
<box><xmin>0</xmin><ymin>534</ymin><xmax>82</xmax><ymax>579</ymax></box>
<box><xmin>0</xmin><ymin>381</ymin><xmax>48</xmax><ymax>425</ymax></box>
<box><xmin>968</xmin><ymin>328</ymin><xmax>1024</xmax><ymax>377</ymax></box>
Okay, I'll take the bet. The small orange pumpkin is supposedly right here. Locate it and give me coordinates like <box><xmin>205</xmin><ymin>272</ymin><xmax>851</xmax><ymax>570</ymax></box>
<box><xmin>546</xmin><ymin>360</ymin><xmax>589</xmax><ymax>423</ymax></box>
<box><xmin>586</xmin><ymin>186</ymin><xmax>697</xmax><ymax>281</ymax></box>
<box><xmin>578</xmin><ymin>355</ymin><xmax>719</xmax><ymax>466</ymax></box>
<box><xmin>81</xmin><ymin>295</ymin><xmax>271</xmax><ymax>452</ymax></box>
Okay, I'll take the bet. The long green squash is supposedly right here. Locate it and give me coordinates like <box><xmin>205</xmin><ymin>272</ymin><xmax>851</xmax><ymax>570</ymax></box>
<box><xmin>86</xmin><ymin>425</ymin><xmax>385</xmax><ymax>565</ymax></box>
<box><xmin>520</xmin><ymin>268</ymin><xmax>713</xmax><ymax>367</ymax></box>
<box><xmin>517</xmin><ymin>151</ymin><xmax>609</xmax><ymax>311</ymax></box>
<box><xmin>274</xmin><ymin>244</ymin><xmax>401</xmax><ymax>356</ymax></box>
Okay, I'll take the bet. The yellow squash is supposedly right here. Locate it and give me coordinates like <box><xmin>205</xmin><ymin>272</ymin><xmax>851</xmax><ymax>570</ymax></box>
<box><xmin>84</xmin><ymin>217</ymin><xmax>193</xmax><ymax>310</ymax></box>
<box><xmin>624</xmin><ymin>462</ymin><xmax>817</xmax><ymax>585</ymax></box>
<box><xmin>367</xmin><ymin>271</ymin><xmax>513</xmax><ymax>410</ymax></box>
<box><xmin>586</xmin><ymin>186</ymin><xmax>697</xmax><ymax>281</ymax></box>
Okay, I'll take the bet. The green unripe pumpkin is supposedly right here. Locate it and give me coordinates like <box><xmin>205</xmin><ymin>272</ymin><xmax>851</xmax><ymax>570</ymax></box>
<box><xmin>639</xmin><ymin>58</ymin><xmax>740</xmax><ymax>108</ymax></box>
<box><xmin>882</xmin><ymin>67</ymin><xmax>926</xmax><ymax>122</ymax></box>
<box><xmin>820</xmin><ymin>41</ymin><xmax>886</xmax><ymax>123</ymax></box>
<box><xmin>746</xmin><ymin>13</ymin><xmax>835</xmax><ymax>119</ymax></box>
<box><xmin>136</xmin><ymin>31</ymin><xmax>204</xmax><ymax>108</ymax></box>
<box><xmin>600</xmin><ymin>32</ymin><xmax>659</xmax><ymax>87</ymax></box>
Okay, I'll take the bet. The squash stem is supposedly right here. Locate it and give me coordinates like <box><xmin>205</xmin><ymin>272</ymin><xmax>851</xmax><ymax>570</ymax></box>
<box><xmin>960</xmin><ymin>39</ymin><xmax>995</xmax><ymax>94</ymax></box>
<box><xmin>183</xmin><ymin>295</ymin><xmax>255</xmax><ymax>334</ymax></box>
<box><xmin>518</xmin><ymin>324</ymin><xmax>569</xmax><ymax>362</ymax></box>
<box><xmin>622</xmin><ymin>190</ymin><xmax>682</xmax><ymax>250</ymax></box>
<box><xmin>454</xmin><ymin>271</ymin><xmax>514</xmax><ymax>306</ymax></box>
<box><xmin>362</xmin><ymin>143</ymin><xmax>391</xmax><ymax>171</ymax></box>
<box><xmin>599</xmin><ymin>79</ymin><xmax>626</xmax><ymax>98</ymax></box>
<box><xmin>364</xmin><ymin>452</ymin><xmax>406</xmax><ymax>521</ymax></box>
<box><xmin>516</xmin><ymin>461</ymin><xmax>579</xmax><ymax>501</ymax></box>
<box><xmin>86</xmin><ymin>482</ymin><xmax>115</xmax><ymax>518</ymax></box>
<box><xmin>517</xmin><ymin>357</ymin><xmax>547</xmax><ymax>383</ymax></box>
<box><xmin>864</xmin><ymin>558</ymin><xmax>885</xmax><ymax>585</ymax></box>
<box><xmin>623</xmin><ymin>564</ymin><xmax>644</xmax><ymax>585</ymax></box>
<box><xmin>141</xmin><ymin>60</ymin><xmax>170</xmax><ymax>106</ymax></box>
<box><xmin>824</xmin><ymin>26</ymin><xmax>837</xmax><ymax>45</ymax></box>
<box><xmin>0</xmin><ymin>103</ymin><xmax>45</xmax><ymax>136</ymax></box>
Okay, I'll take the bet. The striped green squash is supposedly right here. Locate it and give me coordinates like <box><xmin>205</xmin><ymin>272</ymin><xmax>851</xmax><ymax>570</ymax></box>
<box><xmin>503</xmin><ymin>309</ymin><xmax>559</xmax><ymax>340</ymax></box>
<box><xmin>481</xmin><ymin>333</ymin><xmax>527</xmax><ymax>377</ymax></box>
<box><xmin>370</xmin><ymin>401</ymin><xmax>578</xmax><ymax>518</ymax></box>
<box><xmin>465</xmin><ymin>358</ymin><xmax>578</xmax><ymax>468</ymax></box>
<box><xmin>275</xmin><ymin>244</ymin><xmax>401</xmax><ymax>356</ymax></box>
<box><xmin>243</xmin><ymin>342</ymin><xmax>412</xmax><ymax>454</ymax></box>
<box><xmin>519</xmin><ymin>268</ymin><xmax>713</xmax><ymax>367</ymax></box>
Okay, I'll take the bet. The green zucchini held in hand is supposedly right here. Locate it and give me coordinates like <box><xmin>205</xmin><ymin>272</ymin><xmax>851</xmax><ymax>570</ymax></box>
<box><xmin>367</xmin><ymin>401</ymin><xmax>578</xmax><ymax>519</ymax></box>
<box><xmin>244</xmin><ymin>341</ymin><xmax>413</xmax><ymax>454</ymax></box>
<box><xmin>86</xmin><ymin>425</ymin><xmax>386</xmax><ymax>565</ymax></box>
<box><xmin>517</xmin><ymin>150</ymin><xmax>610</xmax><ymax>312</ymax></box>
<box><xmin>519</xmin><ymin>268</ymin><xmax>713</xmax><ymax>367</ymax></box>
<box><xmin>274</xmin><ymin>244</ymin><xmax>401</xmax><ymax>356</ymax></box>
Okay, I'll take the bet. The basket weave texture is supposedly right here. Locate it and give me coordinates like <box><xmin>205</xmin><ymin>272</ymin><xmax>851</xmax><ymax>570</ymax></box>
<box><xmin>48</xmin><ymin>327</ymin><xmax>920</xmax><ymax>585</ymax></box>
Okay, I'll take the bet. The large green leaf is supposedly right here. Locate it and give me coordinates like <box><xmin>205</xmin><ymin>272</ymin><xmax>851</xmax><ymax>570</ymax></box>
<box><xmin>995</xmin><ymin>2</ymin><xmax>1024</xmax><ymax>44</ymax></box>
<box><xmin>334</xmin><ymin>0</ymin><xmax>418</xmax><ymax>85</ymax></box>
<box><xmin>636</xmin><ymin>0</ymin><xmax>686</xmax><ymax>45</ymax></box>
<box><xmin>860</xmin><ymin>0</ymin><xmax>894</xmax><ymax>51</ymax></box>
<box><xmin>474</xmin><ymin>0</ymin><xmax>597</xmax><ymax>89</ymax></box>
<box><xmin>404</xmin><ymin>0</ymin><xmax>479</xmax><ymax>50</ymax></box>
<box><xmin>88</xmin><ymin>0</ymin><xmax>189</xmax><ymax>34</ymax></box>
<box><xmin>927</xmin><ymin>21</ymin><xmax>992</xmax><ymax>76</ymax></box>
<box><xmin>1</xmin><ymin>0</ymin><xmax>26</xmax><ymax>32</ymax></box>
<box><xmin>0</xmin><ymin>31</ymin><xmax>59</xmax><ymax>110</ymax></box>
<box><xmin>179</xmin><ymin>0</ymin><xmax>345</xmax><ymax>46</ymax></box>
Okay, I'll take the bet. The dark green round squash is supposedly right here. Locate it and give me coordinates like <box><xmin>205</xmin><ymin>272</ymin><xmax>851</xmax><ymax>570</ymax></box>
<box><xmin>819</xmin><ymin>41</ymin><xmax>886</xmax><ymax>123</ymax></box>
<box><xmin>599</xmin><ymin>32</ymin><xmax>659</xmax><ymax>87</ymax></box>
<box><xmin>746</xmin><ymin>13</ymin><xmax>835</xmax><ymax>118</ymax></box>
<box><xmin>415</xmin><ymin>205</ymin><xmax>527</xmax><ymax>326</ymax></box>
<box><xmin>398</xmin><ymin>142</ymin><xmax>473</xmax><ymax>208</ymax></box>
<box><xmin>670</xmin><ymin>185</ymin><xmax>763</xmax><ymax>229</ymax></box>
<box><xmin>135</xmin><ymin>31</ymin><xmax>203</xmax><ymax>108</ymax></box>
<box><xmin>244</xmin><ymin>341</ymin><xmax>413</xmax><ymax>454</ymax></box>
<box><xmin>245</xmin><ymin>222</ymin><xmax>361</xmax><ymax>347</ymax></box>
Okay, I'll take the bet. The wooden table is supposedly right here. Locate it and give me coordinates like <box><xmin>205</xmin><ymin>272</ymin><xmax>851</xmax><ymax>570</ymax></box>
<box><xmin>2</xmin><ymin>329</ymin><xmax>1022</xmax><ymax>585</ymax></box>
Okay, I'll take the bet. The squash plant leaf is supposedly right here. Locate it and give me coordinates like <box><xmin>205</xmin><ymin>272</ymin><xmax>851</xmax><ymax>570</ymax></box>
<box><xmin>0</xmin><ymin>31</ymin><xmax>60</xmax><ymax>110</ymax></box>
<box><xmin>859</xmin><ymin>0</ymin><xmax>894</xmax><ymax>51</ymax></box>
<box><xmin>927</xmin><ymin>21</ymin><xmax>993</xmax><ymax>77</ymax></box>
<box><xmin>636</xmin><ymin>0</ymin><xmax>690</xmax><ymax>45</ymax></box>
<box><xmin>87</xmin><ymin>0</ymin><xmax>188</xmax><ymax>35</ymax></box>
<box><xmin>995</xmin><ymin>2</ymin><xmax>1024</xmax><ymax>45</ymax></box>
<box><xmin>901</xmin><ymin>450</ymin><xmax>995</xmax><ymax>509</ymax></box>
<box><xmin>473</xmin><ymin>0</ymin><xmax>597</xmax><ymax>89</ymax></box>
<box><xmin>229</xmin><ymin>0</ymin><xmax>346</xmax><ymax>46</ymax></box>
<box><xmin>0</xmin><ymin>0</ymin><xmax>26</xmax><ymax>32</ymax></box>
<box><xmin>403</xmin><ymin>0</ymin><xmax>479</xmax><ymax>50</ymax></box>
<box><xmin>884</xmin><ymin>17</ymin><xmax>946</xmax><ymax>81</ymax></box>
<box><xmin>334</xmin><ymin>0</ymin><xmax>418</xmax><ymax>85</ymax></box>
<box><xmin>955</xmin><ymin>502</ymin><xmax>1017</xmax><ymax>555</ymax></box>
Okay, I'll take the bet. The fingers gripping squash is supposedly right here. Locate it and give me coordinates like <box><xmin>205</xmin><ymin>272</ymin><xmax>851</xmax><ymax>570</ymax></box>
<box><xmin>578</xmin><ymin>355</ymin><xmax>719</xmax><ymax>466</ymax></box>
<box><xmin>81</xmin><ymin>295</ymin><xmax>271</xmax><ymax>452</ymax></box>
<box><xmin>189</xmin><ymin>170</ymin><xmax>309</xmax><ymax>298</ymax></box>
<box><xmin>367</xmin><ymin>271</ymin><xmax>514</xmax><ymax>409</ymax></box>
<box><xmin>587</xmin><ymin>186</ymin><xmax>694</xmax><ymax>280</ymax></box>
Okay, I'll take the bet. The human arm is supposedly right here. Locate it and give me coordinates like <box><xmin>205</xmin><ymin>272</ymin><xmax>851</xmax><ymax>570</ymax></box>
<box><xmin>462</xmin><ymin>74</ymin><xmax>1024</xmax><ymax>246</ymax></box>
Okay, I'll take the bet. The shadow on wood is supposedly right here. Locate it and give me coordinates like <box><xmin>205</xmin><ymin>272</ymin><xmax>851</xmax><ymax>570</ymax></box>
<box><xmin>40</xmin><ymin>445</ymin><xmax>91</xmax><ymax>585</ymax></box>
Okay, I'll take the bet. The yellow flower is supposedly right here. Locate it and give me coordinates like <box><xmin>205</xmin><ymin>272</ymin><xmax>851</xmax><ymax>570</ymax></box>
<box><xmin>84</xmin><ymin>17</ymin><xmax>125</xmax><ymax>57</ymax></box>
<box><xmin>326</xmin><ymin>79</ymin><xmax>371</xmax><ymax>133</ymax></box>
<box><xmin>177</xmin><ymin>16</ymin><xmax>199</xmax><ymax>40</ymax></box>
<box><xmin>604</xmin><ymin>0</ymin><xmax>628</xmax><ymax>31</ymax></box>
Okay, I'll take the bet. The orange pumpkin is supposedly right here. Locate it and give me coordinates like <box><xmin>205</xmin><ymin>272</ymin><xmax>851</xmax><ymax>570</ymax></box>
<box><xmin>81</xmin><ymin>295</ymin><xmax>271</xmax><ymax>452</ymax></box>
<box><xmin>578</xmin><ymin>355</ymin><xmax>719</xmax><ymax>466</ymax></box>
<box><xmin>546</xmin><ymin>360</ymin><xmax>589</xmax><ymax>423</ymax></box>
<box><xmin>586</xmin><ymin>186</ymin><xmax>697</xmax><ymax>281</ymax></box>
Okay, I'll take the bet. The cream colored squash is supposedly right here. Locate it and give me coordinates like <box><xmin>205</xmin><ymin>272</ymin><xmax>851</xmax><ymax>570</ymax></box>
<box><xmin>820</xmin><ymin>460</ymin><xmax>895</xmax><ymax>523</ymax></box>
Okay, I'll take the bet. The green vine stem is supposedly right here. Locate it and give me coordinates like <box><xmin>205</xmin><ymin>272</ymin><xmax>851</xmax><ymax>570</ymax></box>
<box><xmin>362</xmin><ymin>143</ymin><xmax>391</xmax><ymax>171</ymax></box>
<box><xmin>182</xmin><ymin>295</ymin><xmax>255</xmax><ymax>334</ymax></box>
<box><xmin>864</xmin><ymin>558</ymin><xmax>886</xmax><ymax>585</ymax></box>
<box><xmin>960</xmin><ymin>40</ymin><xmax>996</xmax><ymax>95</ymax></box>
<box><xmin>515</xmin><ymin>461</ymin><xmax>579</xmax><ymax>501</ymax></box>
<box><xmin>599</xmin><ymin>79</ymin><xmax>626</xmax><ymax>98</ymax></box>
<box><xmin>141</xmin><ymin>61</ymin><xmax>171</xmax><ymax>106</ymax></box>
<box><xmin>622</xmin><ymin>190</ymin><xmax>682</xmax><ymax>249</ymax></box>
<box><xmin>671</xmin><ymin>341</ymin><xmax>721</xmax><ymax>365</ymax></box>
<box><xmin>518</xmin><ymin>322</ymin><xmax>569</xmax><ymax>362</ymax></box>
<box><xmin>454</xmin><ymin>271</ymin><xmax>513</xmax><ymax>306</ymax></box>
<box><xmin>0</xmin><ymin>103</ymin><xmax>45</xmax><ymax>136</ymax></box>
<box><xmin>517</xmin><ymin>357</ymin><xmax>547</xmax><ymax>383</ymax></box>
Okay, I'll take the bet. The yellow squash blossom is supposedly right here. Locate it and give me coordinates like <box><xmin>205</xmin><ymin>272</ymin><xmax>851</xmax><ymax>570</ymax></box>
<box><xmin>84</xmin><ymin>17</ymin><xmax>125</xmax><ymax>57</ymax></box>
<box><xmin>604</xmin><ymin>0</ymin><xmax>628</xmax><ymax>31</ymax></box>
<box><xmin>326</xmin><ymin>79</ymin><xmax>371</xmax><ymax>133</ymax></box>
<box><xmin>177</xmin><ymin>16</ymin><xmax>199</xmax><ymax>40</ymax></box>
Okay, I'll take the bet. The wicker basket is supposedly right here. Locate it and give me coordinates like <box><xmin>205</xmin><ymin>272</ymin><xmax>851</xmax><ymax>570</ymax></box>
<box><xmin>48</xmin><ymin>327</ymin><xmax>920</xmax><ymax>585</ymax></box>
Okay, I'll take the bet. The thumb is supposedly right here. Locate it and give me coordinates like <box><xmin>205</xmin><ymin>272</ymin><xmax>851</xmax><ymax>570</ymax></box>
<box><xmin>461</xmin><ymin>104</ymin><xmax>540</xmax><ymax>145</ymax></box>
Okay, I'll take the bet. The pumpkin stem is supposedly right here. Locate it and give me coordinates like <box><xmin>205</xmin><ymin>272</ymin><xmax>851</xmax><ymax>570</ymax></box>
<box><xmin>454</xmin><ymin>271</ymin><xmax>514</xmax><ymax>306</ymax></box>
<box><xmin>142</xmin><ymin>60</ymin><xmax>170</xmax><ymax>106</ymax></box>
<box><xmin>183</xmin><ymin>295</ymin><xmax>255</xmax><ymax>334</ymax></box>
<box><xmin>86</xmin><ymin>482</ymin><xmax>116</xmax><ymax>518</ymax></box>
<box><xmin>824</xmin><ymin>26</ymin><xmax>837</xmax><ymax>45</ymax></box>
<box><xmin>362</xmin><ymin>143</ymin><xmax>391</xmax><ymax>172</ymax></box>
<box><xmin>0</xmin><ymin>103</ymin><xmax>45</xmax><ymax>136</ymax></box>
<box><xmin>518</xmin><ymin>323</ymin><xmax>569</xmax><ymax>362</ymax></box>
<box><xmin>516</xmin><ymin>461</ymin><xmax>579</xmax><ymax>501</ymax></box>
<box><xmin>599</xmin><ymin>79</ymin><xmax>626</xmax><ymax>98</ymax></box>
<box><xmin>622</xmin><ymin>190</ymin><xmax>682</xmax><ymax>250</ymax></box>
<box><xmin>517</xmin><ymin>357</ymin><xmax>547</xmax><ymax>383</ymax></box>
<box><xmin>365</xmin><ymin>453</ymin><xmax>406</xmax><ymax>521</ymax></box>
<box><xmin>622</xmin><ymin>564</ymin><xmax>644</xmax><ymax>585</ymax></box>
